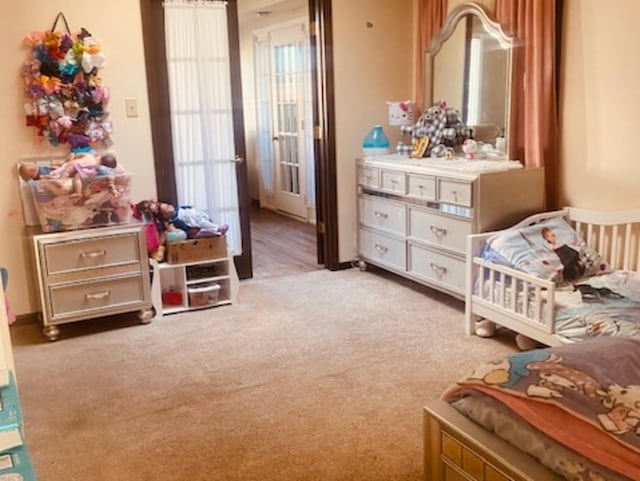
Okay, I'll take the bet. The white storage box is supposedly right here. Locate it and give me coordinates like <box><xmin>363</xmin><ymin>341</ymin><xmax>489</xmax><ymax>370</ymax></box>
<box><xmin>187</xmin><ymin>283</ymin><xmax>221</xmax><ymax>307</ymax></box>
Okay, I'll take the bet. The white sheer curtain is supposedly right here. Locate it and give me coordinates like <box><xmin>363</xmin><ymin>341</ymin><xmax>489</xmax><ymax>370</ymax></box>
<box><xmin>254</xmin><ymin>38</ymin><xmax>274</xmax><ymax>195</ymax></box>
<box><xmin>163</xmin><ymin>0</ymin><xmax>241</xmax><ymax>253</ymax></box>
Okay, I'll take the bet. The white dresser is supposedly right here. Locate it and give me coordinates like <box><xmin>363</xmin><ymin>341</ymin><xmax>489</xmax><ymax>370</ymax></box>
<box><xmin>356</xmin><ymin>155</ymin><xmax>545</xmax><ymax>298</ymax></box>
<box><xmin>32</xmin><ymin>224</ymin><xmax>153</xmax><ymax>341</ymax></box>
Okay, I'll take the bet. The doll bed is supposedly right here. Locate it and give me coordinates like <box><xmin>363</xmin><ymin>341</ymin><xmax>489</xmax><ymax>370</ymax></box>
<box><xmin>424</xmin><ymin>337</ymin><xmax>640</xmax><ymax>481</ymax></box>
<box><xmin>465</xmin><ymin>207</ymin><xmax>640</xmax><ymax>346</ymax></box>
<box><xmin>18</xmin><ymin>156</ymin><xmax>132</xmax><ymax>233</ymax></box>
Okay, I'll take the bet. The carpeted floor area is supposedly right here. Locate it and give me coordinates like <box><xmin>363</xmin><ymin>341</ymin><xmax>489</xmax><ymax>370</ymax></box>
<box><xmin>11</xmin><ymin>267</ymin><xmax>516</xmax><ymax>481</ymax></box>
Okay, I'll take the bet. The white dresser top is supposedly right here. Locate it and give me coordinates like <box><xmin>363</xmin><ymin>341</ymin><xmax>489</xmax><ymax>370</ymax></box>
<box><xmin>358</xmin><ymin>154</ymin><xmax>524</xmax><ymax>180</ymax></box>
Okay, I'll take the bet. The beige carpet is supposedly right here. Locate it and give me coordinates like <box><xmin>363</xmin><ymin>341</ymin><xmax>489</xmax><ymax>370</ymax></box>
<box><xmin>11</xmin><ymin>268</ymin><xmax>516</xmax><ymax>481</ymax></box>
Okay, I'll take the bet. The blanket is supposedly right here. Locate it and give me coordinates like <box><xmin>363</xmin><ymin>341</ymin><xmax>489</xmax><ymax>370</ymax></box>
<box><xmin>443</xmin><ymin>338</ymin><xmax>640</xmax><ymax>480</ymax></box>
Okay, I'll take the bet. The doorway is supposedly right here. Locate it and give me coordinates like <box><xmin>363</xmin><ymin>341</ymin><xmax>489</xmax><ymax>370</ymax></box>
<box><xmin>238</xmin><ymin>2</ymin><xmax>319</xmax><ymax>279</ymax></box>
<box><xmin>139</xmin><ymin>0</ymin><xmax>339</xmax><ymax>279</ymax></box>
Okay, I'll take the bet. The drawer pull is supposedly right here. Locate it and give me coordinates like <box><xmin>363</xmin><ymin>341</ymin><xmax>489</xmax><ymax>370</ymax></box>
<box><xmin>430</xmin><ymin>263</ymin><xmax>447</xmax><ymax>275</ymax></box>
<box><xmin>374</xmin><ymin>211</ymin><xmax>389</xmax><ymax>220</ymax></box>
<box><xmin>430</xmin><ymin>225</ymin><xmax>447</xmax><ymax>236</ymax></box>
<box><xmin>85</xmin><ymin>290</ymin><xmax>111</xmax><ymax>300</ymax></box>
<box><xmin>390</xmin><ymin>179</ymin><xmax>398</xmax><ymax>184</ymax></box>
<box><xmin>374</xmin><ymin>244</ymin><xmax>388</xmax><ymax>253</ymax></box>
<box><xmin>80</xmin><ymin>249</ymin><xmax>107</xmax><ymax>259</ymax></box>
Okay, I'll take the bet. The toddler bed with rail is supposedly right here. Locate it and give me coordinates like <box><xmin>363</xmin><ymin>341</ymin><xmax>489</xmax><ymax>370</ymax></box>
<box><xmin>465</xmin><ymin>207</ymin><xmax>640</xmax><ymax>346</ymax></box>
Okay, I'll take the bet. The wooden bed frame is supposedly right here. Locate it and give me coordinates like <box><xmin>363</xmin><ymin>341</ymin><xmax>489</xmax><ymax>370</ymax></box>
<box><xmin>424</xmin><ymin>400</ymin><xmax>564</xmax><ymax>481</ymax></box>
<box><xmin>464</xmin><ymin>207</ymin><xmax>640</xmax><ymax>346</ymax></box>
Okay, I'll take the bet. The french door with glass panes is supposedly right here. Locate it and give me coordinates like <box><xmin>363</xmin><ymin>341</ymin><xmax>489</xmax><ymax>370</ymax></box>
<box><xmin>269</xmin><ymin>25</ymin><xmax>308</xmax><ymax>219</ymax></box>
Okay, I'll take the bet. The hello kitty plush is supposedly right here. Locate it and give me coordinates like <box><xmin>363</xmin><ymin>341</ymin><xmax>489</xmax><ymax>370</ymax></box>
<box><xmin>463</xmin><ymin>139</ymin><xmax>477</xmax><ymax>160</ymax></box>
<box><xmin>387</xmin><ymin>100</ymin><xmax>415</xmax><ymax>126</ymax></box>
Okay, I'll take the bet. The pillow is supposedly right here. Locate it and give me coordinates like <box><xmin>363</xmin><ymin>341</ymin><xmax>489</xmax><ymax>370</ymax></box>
<box><xmin>482</xmin><ymin>217</ymin><xmax>609</xmax><ymax>283</ymax></box>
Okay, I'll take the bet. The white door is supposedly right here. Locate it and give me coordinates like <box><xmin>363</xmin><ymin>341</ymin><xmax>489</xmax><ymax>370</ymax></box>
<box><xmin>269</xmin><ymin>25</ymin><xmax>309</xmax><ymax>220</ymax></box>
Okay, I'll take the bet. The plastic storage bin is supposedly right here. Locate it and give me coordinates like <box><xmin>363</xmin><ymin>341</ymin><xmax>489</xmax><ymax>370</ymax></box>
<box><xmin>187</xmin><ymin>284</ymin><xmax>221</xmax><ymax>307</ymax></box>
<box><xmin>27</xmin><ymin>173</ymin><xmax>133</xmax><ymax>232</ymax></box>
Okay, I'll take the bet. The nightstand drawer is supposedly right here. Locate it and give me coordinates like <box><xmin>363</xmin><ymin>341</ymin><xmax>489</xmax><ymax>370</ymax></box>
<box><xmin>438</xmin><ymin>179</ymin><xmax>472</xmax><ymax>207</ymax></box>
<box><xmin>408</xmin><ymin>207</ymin><xmax>471</xmax><ymax>254</ymax></box>
<box><xmin>359</xmin><ymin>196</ymin><xmax>406</xmax><ymax>236</ymax></box>
<box><xmin>44</xmin><ymin>232</ymin><xmax>142</xmax><ymax>276</ymax></box>
<box><xmin>48</xmin><ymin>274</ymin><xmax>146</xmax><ymax>321</ymax></box>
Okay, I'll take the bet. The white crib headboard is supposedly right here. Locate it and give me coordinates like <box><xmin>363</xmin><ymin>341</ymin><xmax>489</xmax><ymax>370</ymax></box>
<box><xmin>566</xmin><ymin>207</ymin><xmax>640</xmax><ymax>272</ymax></box>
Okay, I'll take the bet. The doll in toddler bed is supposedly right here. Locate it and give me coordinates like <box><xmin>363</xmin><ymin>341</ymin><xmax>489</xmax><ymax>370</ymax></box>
<box><xmin>19</xmin><ymin>152</ymin><xmax>121</xmax><ymax>199</ymax></box>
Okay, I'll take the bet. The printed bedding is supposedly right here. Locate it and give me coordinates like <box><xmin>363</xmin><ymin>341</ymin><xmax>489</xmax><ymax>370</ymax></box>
<box><xmin>443</xmin><ymin>337</ymin><xmax>640</xmax><ymax>481</ymax></box>
<box><xmin>479</xmin><ymin>270</ymin><xmax>640</xmax><ymax>343</ymax></box>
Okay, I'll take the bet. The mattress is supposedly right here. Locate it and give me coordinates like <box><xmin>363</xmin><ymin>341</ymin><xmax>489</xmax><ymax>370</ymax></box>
<box><xmin>451</xmin><ymin>394</ymin><xmax>633</xmax><ymax>481</ymax></box>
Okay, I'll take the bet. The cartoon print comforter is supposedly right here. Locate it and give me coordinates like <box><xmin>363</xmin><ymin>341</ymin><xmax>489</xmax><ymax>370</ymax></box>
<box><xmin>443</xmin><ymin>337</ymin><xmax>640</xmax><ymax>480</ymax></box>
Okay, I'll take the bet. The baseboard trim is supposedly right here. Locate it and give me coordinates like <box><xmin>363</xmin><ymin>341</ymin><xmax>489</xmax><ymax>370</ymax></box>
<box><xmin>331</xmin><ymin>261</ymin><xmax>354</xmax><ymax>271</ymax></box>
<box><xmin>14</xmin><ymin>313</ymin><xmax>39</xmax><ymax>326</ymax></box>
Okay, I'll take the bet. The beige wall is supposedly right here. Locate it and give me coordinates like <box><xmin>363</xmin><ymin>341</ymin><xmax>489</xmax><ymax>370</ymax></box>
<box><xmin>560</xmin><ymin>0</ymin><xmax>640</xmax><ymax>209</ymax></box>
<box><xmin>333</xmin><ymin>0</ymin><xmax>414</xmax><ymax>262</ymax></box>
<box><xmin>3</xmin><ymin>3</ymin><xmax>155</xmax><ymax>315</ymax></box>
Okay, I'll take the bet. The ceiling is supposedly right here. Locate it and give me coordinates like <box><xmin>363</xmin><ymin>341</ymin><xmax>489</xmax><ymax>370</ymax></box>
<box><xmin>237</xmin><ymin>0</ymin><xmax>307</xmax><ymax>27</ymax></box>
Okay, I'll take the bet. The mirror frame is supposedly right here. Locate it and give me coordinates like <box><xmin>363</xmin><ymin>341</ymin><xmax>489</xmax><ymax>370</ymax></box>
<box><xmin>424</xmin><ymin>2</ymin><xmax>516</xmax><ymax>159</ymax></box>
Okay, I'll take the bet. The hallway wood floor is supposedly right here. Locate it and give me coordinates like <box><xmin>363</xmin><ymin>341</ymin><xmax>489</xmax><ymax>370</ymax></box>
<box><xmin>250</xmin><ymin>205</ymin><xmax>320</xmax><ymax>280</ymax></box>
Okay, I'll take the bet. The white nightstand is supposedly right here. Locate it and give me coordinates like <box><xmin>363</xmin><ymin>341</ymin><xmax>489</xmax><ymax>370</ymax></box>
<box><xmin>32</xmin><ymin>224</ymin><xmax>154</xmax><ymax>341</ymax></box>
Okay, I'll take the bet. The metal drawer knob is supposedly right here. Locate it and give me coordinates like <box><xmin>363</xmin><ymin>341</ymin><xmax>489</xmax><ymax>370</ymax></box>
<box><xmin>374</xmin><ymin>211</ymin><xmax>389</xmax><ymax>220</ymax></box>
<box><xmin>430</xmin><ymin>225</ymin><xmax>447</xmax><ymax>236</ymax></box>
<box><xmin>80</xmin><ymin>249</ymin><xmax>107</xmax><ymax>259</ymax></box>
<box><xmin>430</xmin><ymin>263</ymin><xmax>447</xmax><ymax>275</ymax></box>
<box><xmin>374</xmin><ymin>244</ymin><xmax>388</xmax><ymax>253</ymax></box>
<box><xmin>85</xmin><ymin>290</ymin><xmax>111</xmax><ymax>300</ymax></box>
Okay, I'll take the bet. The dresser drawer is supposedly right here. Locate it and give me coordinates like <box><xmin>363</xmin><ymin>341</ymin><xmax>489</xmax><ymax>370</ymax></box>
<box><xmin>43</xmin><ymin>232</ymin><xmax>142</xmax><ymax>276</ymax></box>
<box><xmin>359</xmin><ymin>196</ymin><xmax>406</xmax><ymax>236</ymax></box>
<box><xmin>357</xmin><ymin>165</ymin><xmax>379</xmax><ymax>189</ymax></box>
<box><xmin>359</xmin><ymin>228</ymin><xmax>406</xmax><ymax>271</ymax></box>
<box><xmin>408</xmin><ymin>207</ymin><xmax>471</xmax><ymax>254</ymax></box>
<box><xmin>407</xmin><ymin>174</ymin><xmax>436</xmax><ymax>201</ymax></box>
<box><xmin>438</xmin><ymin>179</ymin><xmax>472</xmax><ymax>207</ymax></box>
<box><xmin>380</xmin><ymin>170</ymin><xmax>406</xmax><ymax>195</ymax></box>
<box><xmin>408</xmin><ymin>243</ymin><xmax>465</xmax><ymax>293</ymax></box>
<box><xmin>48</xmin><ymin>274</ymin><xmax>146</xmax><ymax>321</ymax></box>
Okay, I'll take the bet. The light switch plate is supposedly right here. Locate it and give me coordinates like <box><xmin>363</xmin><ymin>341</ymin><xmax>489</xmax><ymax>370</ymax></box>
<box><xmin>125</xmin><ymin>98</ymin><xmax>138</xmax><ymax>118</ymax></box>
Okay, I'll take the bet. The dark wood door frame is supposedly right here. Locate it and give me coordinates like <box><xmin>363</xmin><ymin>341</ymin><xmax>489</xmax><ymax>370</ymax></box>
<box><xmin>308</xmin><ymin>0</ymin><xmax>339</xmax><ymax>270</ymax></box>
<box><xmin>139</xmin><ymin>0</ymin><xmax>340</xmax><ymax>275</ymax></box>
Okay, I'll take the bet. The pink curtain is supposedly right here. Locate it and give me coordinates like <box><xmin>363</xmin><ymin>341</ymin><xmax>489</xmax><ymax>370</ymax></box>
<box><xmin>495</xmin><ymin>0</ymin><xmax>559</xmax><ymax>208</ymax></box>
<box><xmin>415</xmin><ymin>0</ymin><xmax>447</xmax><ymax>113</ymax></box>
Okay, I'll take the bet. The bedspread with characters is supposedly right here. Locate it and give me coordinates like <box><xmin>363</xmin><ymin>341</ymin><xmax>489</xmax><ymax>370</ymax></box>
<box><xmin>443</xmin><ymin>337</ymin><xmax>640</xmax><ymax>480</ymax></box>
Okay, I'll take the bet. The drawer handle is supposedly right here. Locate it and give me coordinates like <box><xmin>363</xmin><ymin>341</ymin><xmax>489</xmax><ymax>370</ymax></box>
<box><xmin>390</xmin><ymin>179</ymin><xmax>398</xmax><ymax>184</ymax></box>
<box><xmin>80</xmin><ymin>249</ymin><xmax>107</xmax><ymax>259</ymax></box>
<box><xmin>430</xmin><ymin>225</ymin><xmax>447</xmax><ymax>236</ymax></box>
<box><xmin>430</xmin><ymin>263</ymin><xmax>447</xmax><ymax>275</ymax></box>
<box><xmin>374</xmin><ymin>244</ymin><xmax>388</xmax><ymax>253</ymax></box>
<box><xmin>85</xmin><ymin>290</ymin><xmax>111</xmax><ymax>300</ymax></box>
<box><xmin>374</xmin><ymin>211</ymin><xmax>389</xmax><ymax>220</ymax></box>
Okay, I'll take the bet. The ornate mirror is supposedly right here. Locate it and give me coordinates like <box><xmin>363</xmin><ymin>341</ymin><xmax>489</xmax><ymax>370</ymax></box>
<box><xmin>425</xmin><ymin>2</ymin><xmax>516</xmax><ymax>157</ymax></box>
